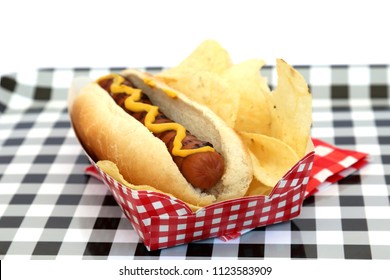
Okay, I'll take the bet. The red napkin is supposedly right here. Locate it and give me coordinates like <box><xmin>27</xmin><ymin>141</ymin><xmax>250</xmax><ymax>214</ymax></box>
<box><xmin>306</xmin><ymin>138</ymin><xmax>369</xmax><ymax>197</ymax></box>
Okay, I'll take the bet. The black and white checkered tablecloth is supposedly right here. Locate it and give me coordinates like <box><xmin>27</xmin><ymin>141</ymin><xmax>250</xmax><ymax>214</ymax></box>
<box><xmin>0</xmin><ymin>65</ymin><xmax>389</xmax><ymax>259</ymax></box>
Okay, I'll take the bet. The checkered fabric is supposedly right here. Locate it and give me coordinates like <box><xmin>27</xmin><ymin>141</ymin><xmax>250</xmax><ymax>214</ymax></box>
<box><xmin>0</xmin><ymin>65</ymin><xmax>388</xmax><ymax>259</ymax></box>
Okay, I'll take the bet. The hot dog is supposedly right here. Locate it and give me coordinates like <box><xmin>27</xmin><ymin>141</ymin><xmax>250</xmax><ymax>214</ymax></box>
<box><xmin>69</xmin><ymin>69</ymin><xmax>253</xmax><ymax>207</ymax></box>
<box><xmin>97</xmin><ymin>75</ymin><xmax>225</xmax><ymax>190</ymax></box>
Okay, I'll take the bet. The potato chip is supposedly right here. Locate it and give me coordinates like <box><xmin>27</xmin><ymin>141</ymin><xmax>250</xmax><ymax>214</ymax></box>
<box><xmin>268</xmin><ymin>59</ymin><xmax>312</xmax><ymax>157</ymax></box>
<box><xmin>246</xmin><ymin>178</ymin><xmax>273</xmax><ymax>197</ymax></box>
<box><xmin>155</xmin><ymin>40</ymin><xmax>312</xmax><ymax>196</ymax></box>
<box><xmin>221</xmin><ymin>59</ymin><xmax>272</xmax><ymax>134</ymax></box>
<box><xmin>157</xmin><ymin>39</ymin><xmax>232</xmax><ymax>79</ymax></box>
<box><xmin>239</xmin><ymin>132</ymin><xmax>300</xmax><ymax>187</ymax></box>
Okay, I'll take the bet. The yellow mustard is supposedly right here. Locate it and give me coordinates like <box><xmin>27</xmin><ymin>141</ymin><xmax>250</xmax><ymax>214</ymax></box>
<box><xmin>97</xmin><ymin>73</ymin><xmax>215</xmax><ymax>157</ymax></box>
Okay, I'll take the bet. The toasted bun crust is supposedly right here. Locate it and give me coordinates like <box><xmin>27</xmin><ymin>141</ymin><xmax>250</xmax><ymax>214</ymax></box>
<box><xmin>70</xmin><ymin>70</ymin><xmax>253</xmax><ymax>207</ymax></box>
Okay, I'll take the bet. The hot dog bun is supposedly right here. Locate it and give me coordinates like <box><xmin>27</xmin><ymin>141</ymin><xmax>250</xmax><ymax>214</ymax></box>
<box><xmin>70</xmin><ymin>69</ymin><xmax>253</xmax><ymax>207</ymax></box>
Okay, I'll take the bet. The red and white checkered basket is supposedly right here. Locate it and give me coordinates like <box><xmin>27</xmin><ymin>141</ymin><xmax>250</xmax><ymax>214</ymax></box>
<box><xmin>86</xmin><ymin>151</ymin><xmax>315</xmax><ymax>251</ymax></box>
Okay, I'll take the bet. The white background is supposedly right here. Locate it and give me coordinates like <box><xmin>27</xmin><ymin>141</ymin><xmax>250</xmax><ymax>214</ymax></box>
<box><xmin>1</xmin><ymin>0</ymin><xmax>390</xmax><ymax>75</ymax></box>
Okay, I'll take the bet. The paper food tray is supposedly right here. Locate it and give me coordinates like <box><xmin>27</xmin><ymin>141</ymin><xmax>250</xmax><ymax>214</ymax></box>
<box><xmin>85</xmin><ymin>152</ymin><xmax>314</xmax><ymax>250</ymax></box>
<box><xmin>69</xmin><ymin>76</ymin><xmax>315</xmax><ymax>251</ymax></box>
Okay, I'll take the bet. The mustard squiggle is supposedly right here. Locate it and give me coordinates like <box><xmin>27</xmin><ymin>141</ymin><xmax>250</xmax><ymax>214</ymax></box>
<box><xmin>97</xmin><ymin>73</ymin><xmax>215</xmax><ymax>157</ymax></box>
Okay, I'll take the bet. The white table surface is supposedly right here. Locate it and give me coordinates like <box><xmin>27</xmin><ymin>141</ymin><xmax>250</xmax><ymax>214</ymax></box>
<box><xmin>1</xmin><ymin>0</ymin><xmax>390</xmax><ymax>76</ymax></box>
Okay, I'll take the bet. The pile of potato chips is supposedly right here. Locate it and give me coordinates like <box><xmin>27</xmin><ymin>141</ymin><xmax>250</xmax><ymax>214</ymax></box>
<box><xmin>156</xmin><ymin>40</ymin><xmax>312</xmax><ymax>196</ymax></box>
